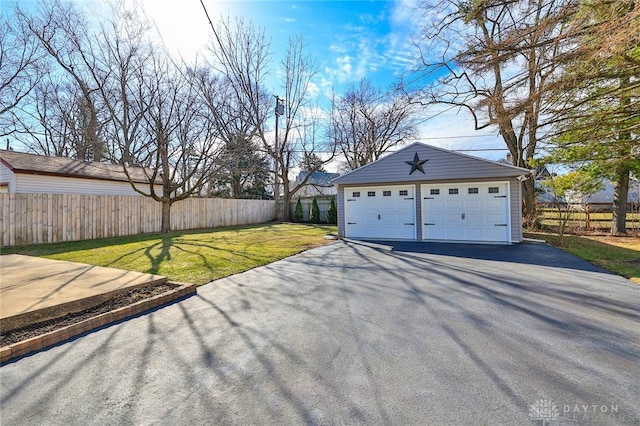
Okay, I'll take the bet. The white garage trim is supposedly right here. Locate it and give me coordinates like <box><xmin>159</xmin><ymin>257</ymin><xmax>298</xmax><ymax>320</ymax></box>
<box><xmin>421</xmin><ymin>181</ymin><xmax>511</xmax><ymax>243</ymax></box>
<box><xmin>344</xmin><ymin>185</ymin><xmax>416</xmax><ymax>240</ymax></box>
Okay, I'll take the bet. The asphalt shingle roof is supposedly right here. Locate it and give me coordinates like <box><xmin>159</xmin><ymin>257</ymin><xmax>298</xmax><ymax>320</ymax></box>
<box><xmin>0</xmin><ymin>150</ymin><xmax>160</xmax><ymax>184</ymax></box>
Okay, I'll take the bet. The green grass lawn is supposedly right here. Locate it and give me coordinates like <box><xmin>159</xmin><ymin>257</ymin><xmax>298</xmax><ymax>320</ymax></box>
<box><xmin>3</xmin><ymin>223</ymin><xmax>337</xmax><ymax>285</ymax></box>
<box><xmin>525</xmin><ymin>232</ymin><xmax>640</xmax><ymax>284</ymax></box>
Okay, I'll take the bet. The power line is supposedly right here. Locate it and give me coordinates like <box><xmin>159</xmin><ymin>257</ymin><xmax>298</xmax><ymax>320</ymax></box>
<box><xmin>414</xmin><ymin>134</ymin><xmax>500</xmax><ymax>140</ymax></box>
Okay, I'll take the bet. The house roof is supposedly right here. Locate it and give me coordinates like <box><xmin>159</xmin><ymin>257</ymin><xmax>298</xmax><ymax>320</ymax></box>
<box><xmin>498</xmin><ymin>157</ymin><xmax>550</xmax><ymax>180</ymax></box>
<box><xmin>296</xmin><ymin>171</ymin><xmax>341</xmax><ymax>186</ymax></box>
<box><xmin>331</xmin><ymin>142</ymin><xmax>531</xmax><ymax>185</ymax></box>
<box><xmin>0</xmin><ymin>150</ymin><xmax>161</xmax><ymax>184</ymax></box>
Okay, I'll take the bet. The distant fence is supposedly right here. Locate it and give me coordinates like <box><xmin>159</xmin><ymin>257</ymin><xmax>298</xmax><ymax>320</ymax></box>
<box><xmin>277</xmin><ymin>196</ymin><xmax>335</xmax><ymax>222</ymax></box>
<box><xmin>537</xmin><ymin>202</ymin><xmax>640</xmax><ymax>231</ymax></box>
<box><xmin>0</xmin><ymin>193</ymin><xmax>276</xmax><ymax>247</ymax></box>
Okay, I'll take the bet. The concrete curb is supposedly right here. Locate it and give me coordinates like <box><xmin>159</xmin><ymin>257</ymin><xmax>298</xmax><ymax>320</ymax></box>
<box><xmin>0</xmin><ymin>282</ymin><xmax>196</xmax><ymax>365</ymax></box>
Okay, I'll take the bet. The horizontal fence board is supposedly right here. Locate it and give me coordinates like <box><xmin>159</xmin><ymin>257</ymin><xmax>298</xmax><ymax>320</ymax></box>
<box><xmin>0</xmin><ymin>193</ymin><xmax>276</xmax><ymax>247</ymax></box>
<box><xmin>537</xmin><ymin>203</ymin><xmax>640</xmax><ymax>231</ymax></box>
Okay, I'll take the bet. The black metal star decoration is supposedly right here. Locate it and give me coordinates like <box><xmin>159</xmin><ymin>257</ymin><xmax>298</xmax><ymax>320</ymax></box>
<box><xmin>405</xmin><ymin>152</ymin><xmax>428</xmax><ymax>175</ymax></box>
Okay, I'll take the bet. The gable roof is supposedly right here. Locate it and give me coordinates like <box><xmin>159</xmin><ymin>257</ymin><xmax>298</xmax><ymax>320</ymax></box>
<box><xmin>0</xmin><ymin>150</ymin><xmax>161</xmax><ymax>184</ymax></box>
<box><xmin>296</xmin><ymin>171</ymin><xmax>341</xmax><ymax>186</ymax></box>
<box><xmin>332</xmin><ymin>142</ymin><xmax>531</xmax><ymax>185</ymax></box>
<box><xmin>498</xmin><ymin>157</ymin><xmax>550</xmax><ymax>180</ymax></box>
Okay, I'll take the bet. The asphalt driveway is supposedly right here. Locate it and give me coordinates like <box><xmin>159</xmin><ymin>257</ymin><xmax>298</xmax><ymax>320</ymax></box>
<box><xmin>1</xmin><ymin>240</ymin><xmax>639</xmax><ymax>425</ymax></box>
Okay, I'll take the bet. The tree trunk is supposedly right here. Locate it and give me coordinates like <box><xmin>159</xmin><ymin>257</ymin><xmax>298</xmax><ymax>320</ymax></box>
<box><xmin>612</xmin><ymin>76</ymin><xmax>632</xmax><ymax>236</ymax></box>
<box><xmin>232</xmin><ymin>176</ymin><xmax>242</xmax><ymax>199</ymax></box>
<box><xmin>522</xmin><ymin>177</ymin><xmax>537</xmax><ymax>228</ymax></box>
<box><xmin>281</xmin><ymin>178</ymin><xmax>291</xmax><ymax>222</ymax></box>
<box><xmin>611</xmin><ymin>167</ymin><xmax>629</xmax><ymax>235</ymax></box>
<box><xmin>161</xmin><ymin>198</ymin><xmax>171</xmax><ymax>234</ymax></box>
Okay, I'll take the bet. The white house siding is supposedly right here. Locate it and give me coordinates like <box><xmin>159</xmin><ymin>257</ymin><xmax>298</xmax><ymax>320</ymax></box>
<box><xmin>0</xmin><ymin>163</ymin><xmax>15</xmax><ymax>192</ymax></box>
<box><xmin>13</xmin><ymin>173</ymin><xmax>162</xmax><ymax>196</ymax></box>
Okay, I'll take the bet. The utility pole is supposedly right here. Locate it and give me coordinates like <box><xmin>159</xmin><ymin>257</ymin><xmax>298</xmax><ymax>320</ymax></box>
<box><xmin>273</xmin><ymin>95</ymin><xmax>284</xmax><ymax>203</ymax></box>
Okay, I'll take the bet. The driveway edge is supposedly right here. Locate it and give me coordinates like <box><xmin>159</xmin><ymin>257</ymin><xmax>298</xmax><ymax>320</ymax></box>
<box><xmin>0</xmin><ymin>282</ymin><xmax>196</xmax><ymax>365</ymax></box>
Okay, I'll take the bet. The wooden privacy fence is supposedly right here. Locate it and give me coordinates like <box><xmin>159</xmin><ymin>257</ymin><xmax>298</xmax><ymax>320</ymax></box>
<box><xmin>277</xmin><ymin>196</ymin><xmax>336</xmax><ymax>222</ymax></box>
<box><xmin>0</xmin><ymin>193</ymin><xmax>276</xmax><ymax>247</ymax></box>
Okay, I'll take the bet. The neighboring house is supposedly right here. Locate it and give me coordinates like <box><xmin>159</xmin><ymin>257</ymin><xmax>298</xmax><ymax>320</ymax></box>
<box><xmin>0</xmin><ymin>150</ymin><xmax>162</xmax><ymax>195</ymax></box>
<box><xmin>536</xmin><ymin>176</ymin><xmax>640</xmax><ymax>205</ymax></box>
<box><xmin>294</xmin><ymin>171</ymin><xmax>340</xmax><ymax>196</ymax></box>
<box><xmin>565</xmin><ymin>178</ymin><xmax>640</xmax><ymax>205</ymax></box>
<box><xmin>331</xmin><ymin>142</ymin><xmax>531</xmax><ymax>243</ymax></box>
<box><xmin>497</xmin><ymin>154</ymin><xmax>550</xmax><ymax>180</ymax></box>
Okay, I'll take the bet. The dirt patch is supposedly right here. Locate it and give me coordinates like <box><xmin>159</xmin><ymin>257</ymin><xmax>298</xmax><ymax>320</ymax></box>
<box><xmin>0</xmin><ymin>282</ymin><xmax>179</xmax><ymax>347</ymax></box>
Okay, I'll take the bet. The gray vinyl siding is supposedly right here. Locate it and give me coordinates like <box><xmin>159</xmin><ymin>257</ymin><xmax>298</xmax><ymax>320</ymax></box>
<box><xmin>333</xmin><ymin>143</ymin><xmax>529</xmax><ymax>185</ymax></box>
<box><xmin>415</xmin><ymin>184</ymin><xmax>422</xmax><ymax>240</ymax></box>
<box><xmin>510</xmin><ymin>177</ymin><xmax>522</xmax><ymax>242</ymax></box>
<box><xmin>337</xmin><ymin>184</ymin><xmax>345</xmax><ymax>237</ymax></box>
<box><xmin>13</xmin><ymin>174</ymin><xmax>162</xmax><ymax>196</ymax></box>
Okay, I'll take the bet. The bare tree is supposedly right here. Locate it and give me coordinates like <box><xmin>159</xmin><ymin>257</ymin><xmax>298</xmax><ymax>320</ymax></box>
<box><xmin>0</xmin><ymin>6</ymin><xmax>45</xmax><ymax>139</ymax></box>
<box><xmin>203</xmin><ymin>11</ymin><xmax>334</xmax><ymax>220</ymax></box>
<box><xmin>408</xmin><ymin>0</ymin><xmax>575</xmax><ymax>225</ymax></box>
<box><xmin>190</xmin><ymin>66</ymin><xmax>269</xmax><ymax>198</ymax></box>
<box><xmin>330</xmin><ymin>78</ymin><xmax>418</xmax><ymax>170</ymax></box>
<box><xmin>17</xmin><ymin>0</ymin><xmax>107</xmax><ymax>161</ymax></box>
<box><xmin>12</xmin><ymin>1</ymin><xmax>223</xmax><ymax>232</ymax></box>
<box><xmin>116</xmin><ymin>49</ymin><xmax>222</xmax><ymax>233</ymax></box>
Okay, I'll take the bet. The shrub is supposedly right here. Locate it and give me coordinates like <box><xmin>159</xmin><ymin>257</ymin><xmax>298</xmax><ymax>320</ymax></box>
<box><xmin>310</xmin><ymin>197</ymin><xmax>321</xmax><ymax>223</ymax></box>
<box><xmin>326</xmin><ymin>198</ymin><xmax>337</xmax><ymax>224</ymax></box>
<box><xmin>294</xmin><ymin>198</ymin><xmax>304</xmax><ymax>222</ymax></box>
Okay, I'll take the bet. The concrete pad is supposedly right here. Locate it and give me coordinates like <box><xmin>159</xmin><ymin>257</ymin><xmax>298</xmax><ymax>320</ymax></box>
<box><xmin>0</xmin><ymin>255</ymin><xmax>166</xmax><ymax>332</ymax></box>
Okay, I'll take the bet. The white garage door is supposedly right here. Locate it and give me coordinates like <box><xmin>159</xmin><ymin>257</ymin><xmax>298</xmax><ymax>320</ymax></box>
<box><xmin>421</xmin><ymin>182</ymin><xmax>510</xmax><ymax>242</ymax></box>
<box><xmin>345</xmin><ymin>185</ymin><xmax>416</xmax><ymax>239</ymax></box>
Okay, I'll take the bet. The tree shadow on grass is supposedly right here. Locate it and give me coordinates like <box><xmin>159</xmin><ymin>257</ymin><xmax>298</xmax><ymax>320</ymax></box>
<box><xmin>144</xmin><ymin>236</ymin><xmax>173</xmax><ymax>276</ymax></box>
<box><xmin>1</xmin><ymin>223</ymin><xmax>275</xmax><ymax>257</ymax></box>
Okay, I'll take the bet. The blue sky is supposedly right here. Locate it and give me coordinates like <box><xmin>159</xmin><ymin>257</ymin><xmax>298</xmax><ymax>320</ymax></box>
<box><xmin>230</xmin><ymin>1</ymin><xmax>415</xmax><ymax>91</ymax></box>
<box><xmin>141</xmin><ymin>0</ymin><xmax>508</xmax><ymax>160</ymax></box>
<box><xmin>3</xmin><ymin>0</ymin><xmax>508</xmax><ymax>160</ymax></box>
<box><xmin>140</xmin><ymin>0</ymin><xmax>416</xmax><ymax>94</ymax></box>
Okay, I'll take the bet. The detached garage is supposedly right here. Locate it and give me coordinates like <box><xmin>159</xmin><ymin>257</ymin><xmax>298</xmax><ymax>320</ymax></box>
<box><xmin>332</xmin><ymin>143</ymin><xmax>531</xmax><ymax>243</ymax></box>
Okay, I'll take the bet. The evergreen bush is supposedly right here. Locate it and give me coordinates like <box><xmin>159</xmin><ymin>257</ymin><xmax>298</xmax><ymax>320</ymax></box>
<box><xmin>326</xmin><ymin>198</ymin><xmax>337</xmax><ymax>224</ymax></box>
<box><xmin>310</xmin><ymin>197</ymin><xmax>321</xmax><ymax>223</ymax></box>
<box><xmin>294</xmin><ymin>198</ymin><xmax>304</xmax><ymax>222</ymax></box>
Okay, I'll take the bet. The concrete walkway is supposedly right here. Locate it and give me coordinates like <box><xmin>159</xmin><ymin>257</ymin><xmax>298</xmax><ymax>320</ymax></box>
<box><xmin>1</xmin><ymin>241</ymin><xmax>638</xmax><ymax>425</ymax></box>
<box><xmin>0</xmin><ymin>255</ymin><xmax>166</xmax><ymax>331</ymax></box>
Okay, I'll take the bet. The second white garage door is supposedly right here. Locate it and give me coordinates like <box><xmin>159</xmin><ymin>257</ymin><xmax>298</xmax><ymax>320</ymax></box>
<box><xmin>344</xmin><ymin>185</ymin><xmax>416</xmax><ymax>239</ymax></box>
<box><xmin>421</xmin><ymin>182</ymin><xmax>510</xmax><ymax>242</ymax></box>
